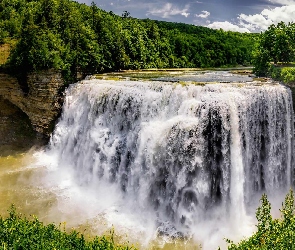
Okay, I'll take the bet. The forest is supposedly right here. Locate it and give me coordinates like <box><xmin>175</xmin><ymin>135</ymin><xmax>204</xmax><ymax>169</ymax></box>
<box><xmin>253</xmin><ymin>21</ymin><xmax>295</xmax><ymax>78</ymax></box>
<box><xmin>0</xmin><ymin>0</ymin><xmax>257</xmax><ymax>84</ymax></box>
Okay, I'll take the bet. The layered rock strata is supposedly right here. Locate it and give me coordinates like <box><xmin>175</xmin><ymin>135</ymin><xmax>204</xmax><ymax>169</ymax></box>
<box><xmin>0</xmin><ymin>70</ymin><xmax>64</xmax><ymax>139</ymax></box>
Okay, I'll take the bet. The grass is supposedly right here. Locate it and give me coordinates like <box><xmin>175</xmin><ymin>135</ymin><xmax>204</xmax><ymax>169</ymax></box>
<box><xmin>0</xmin><ymin>205</ymin><xmax>135</xmax><ymax>250</ymax></box>
<box><xmin>0</xmin><ymin>39</ymin><xmax>17</xmax><ymax>65</ymax></box>
<box><xmin>0</xmin><ymin>43</ymin><xmax>10</xmax><ymax>65</ymax></box>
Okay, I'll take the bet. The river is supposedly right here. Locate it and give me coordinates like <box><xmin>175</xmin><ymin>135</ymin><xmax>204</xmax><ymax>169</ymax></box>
<box><xmin>0</xmin><ymin>70</ymin><xmax>292</xmax><ymax>249</ymax></box>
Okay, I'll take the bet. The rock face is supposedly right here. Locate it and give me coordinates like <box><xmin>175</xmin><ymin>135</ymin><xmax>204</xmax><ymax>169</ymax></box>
<box><xmin>0</xmin><ymin>96</ymin><xmax>35</xmax><ymax>151</ymax></box>
<box><xmin>0</xmin><ymin>70</ymin><xmax>65</xmax><ymax>139</ymax></box>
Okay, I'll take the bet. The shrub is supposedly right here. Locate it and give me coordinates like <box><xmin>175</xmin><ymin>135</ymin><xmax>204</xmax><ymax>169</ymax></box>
<box><xmin>269</xmin><ymin>64</ymin><xmax>282</xmax><ymax>80</ymax></box>
<box><xmin>280</xmin><ymin>67</ymin><xmax>295</xmax><ymax>83</ymax></box>
<box><xmin>226</xmin><ymin>190</ymin><xmax>295</xmax><ymax>250</ymax></box>
<box><xmin>0</xmin><ymin>205</ymin><xmax>134</xmax><ymax>250</ymax></box>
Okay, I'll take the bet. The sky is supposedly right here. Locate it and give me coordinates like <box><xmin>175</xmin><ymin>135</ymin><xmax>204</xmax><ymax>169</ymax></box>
<box><xmin>76</xmin><ymin>0</ymin><xmax>295</xmax><ymax>33</ymax></box>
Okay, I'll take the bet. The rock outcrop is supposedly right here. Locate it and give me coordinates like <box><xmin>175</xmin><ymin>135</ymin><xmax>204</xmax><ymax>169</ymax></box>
<box><xmin>0</xmin><ymin>70</ymin><xmax>64</xmax><ymax>139</ymax></box>
<box><xmin>0</xmin><ymin>96</ymin><xmax>35</xmax><ymax>151</ymax></box>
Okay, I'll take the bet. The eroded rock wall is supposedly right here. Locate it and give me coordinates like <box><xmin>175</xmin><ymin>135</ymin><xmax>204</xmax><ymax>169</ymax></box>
<box><xmin>0</xmin><ymin>96</ymin><xmax>35</xmax><ymax>151</ymax></box>
<box><xmin>0</xmin><ymin>70</ymin><xmax>64</xmax><ymax>139</ymax></box>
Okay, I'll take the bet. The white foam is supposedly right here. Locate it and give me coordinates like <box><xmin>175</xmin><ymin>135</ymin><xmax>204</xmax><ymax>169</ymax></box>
<box><xmin>32</xmin><ymin>79</ymin><xmax>294</xmax><ymax>249</ymax></box>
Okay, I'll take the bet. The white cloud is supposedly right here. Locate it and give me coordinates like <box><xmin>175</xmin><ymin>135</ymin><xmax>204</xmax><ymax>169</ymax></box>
<box><xmin>238</xmin><ymin>5</ymin><xmax>295</xmax><ymax>31</ymax></box>
<box><xmin>207</xmin><ymin>3</ymin><xmax>295</xmax><ymax>33</ymax></box>
<box><xmin>147</xmin><ymin>3</ymin><xmax>190</xmax><ymax>18</ymax></box>
<box><xmin>196</xmin><ymin>10</ymin><xmax>210</xmax><ymax>19</ymax></box>
<box><xmin>207</xmin><ymin>21</ymin><xmax>251</xmax><ymax>33</ymax></box>
<box><xmin>267</xmin><ymin>0</ymin><xmax>295</xmax><ymax>5</ymax></box>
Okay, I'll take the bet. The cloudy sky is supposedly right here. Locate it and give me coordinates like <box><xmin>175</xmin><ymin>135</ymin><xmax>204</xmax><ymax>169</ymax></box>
<box><xmin>77</xmin><ymin>0</ymin><xmax>295</xmax><ymax>33</ymax></box>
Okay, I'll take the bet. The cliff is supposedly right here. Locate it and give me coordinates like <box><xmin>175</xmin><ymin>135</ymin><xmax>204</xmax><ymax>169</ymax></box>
<box><xmin>0</xmin><ymin>70</ymin><xmax>64</xmax><ymax>140</ymax></box>
<box><xmin>0</xmin><ymin>96</ymin><xmax>35</xmax><ymax>152</ymax></box>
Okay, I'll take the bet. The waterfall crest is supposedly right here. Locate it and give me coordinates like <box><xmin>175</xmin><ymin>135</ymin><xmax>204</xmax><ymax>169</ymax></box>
<box><xmin>47</xmin><ymin>79</ymin><xmax>294</xmax><ymax>242</ymax></box>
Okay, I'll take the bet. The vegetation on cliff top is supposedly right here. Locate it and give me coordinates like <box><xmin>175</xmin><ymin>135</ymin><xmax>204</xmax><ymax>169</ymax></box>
<box><xmin>0</xmin><ymin>0</ymin><xmax>256</xmax><ymax>83</ymax></box>
<box><xmin>253</xmin><ymin>22</ymin><xmax>295</xmax><ymax>78</ymax></box>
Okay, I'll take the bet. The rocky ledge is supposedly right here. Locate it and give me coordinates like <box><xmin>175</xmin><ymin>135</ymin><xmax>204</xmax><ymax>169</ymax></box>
<box><xmin>0</xmin><ymin>70</ymin><xmax>65</xmax><ymax>139</ymax></box>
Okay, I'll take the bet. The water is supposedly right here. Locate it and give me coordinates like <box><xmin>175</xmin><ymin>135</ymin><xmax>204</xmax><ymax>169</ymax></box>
<box><xmin>0</xmin><ymin>150</ymin><xmax>58</xmax><ymax>220</ymax></box>
<box><xmin>31</xmin><ymin>78</ymin><xmax>293</xmax><ymax>249</ymax></box>
<box><xmin>151</xmin><ymin>70</ymin><xmax>253</xmax><ymax>82</ymax></box>
<box><xmin>0</xmin><ymin>70</ymin><xmax>293</xmax><ymax>249</ymax></box>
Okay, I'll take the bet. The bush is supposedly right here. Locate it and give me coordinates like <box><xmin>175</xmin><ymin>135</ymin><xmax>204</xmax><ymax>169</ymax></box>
<box><xmin>252</xmin><ymin>46</ymin><xmax>270</xmax><ymax>77</ymax></box>
<box><xmin>280</xmin><ymin>67</ymin><xmax>295</xmax><ymax>83</ymax></box>
<box><xmin>0</xmin><ymin>205</ymin><xmax>135</xmax><ymax>250</ymax></box>
<box><xmin>269</xmin><ymin>64</ymin><xmax>282</xmax><ymax>80</ymax></box>
<box><xmin>268</xmin><ymin>66</ymin><xmax>295</xmax><ymax>83</ymax></box>
<box><xmin>226</xmin><ymin>190</ymin><xmax>295</xmax><ymax>249</ymax></box>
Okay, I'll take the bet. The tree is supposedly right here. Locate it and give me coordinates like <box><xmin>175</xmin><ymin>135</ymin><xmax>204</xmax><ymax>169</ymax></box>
<box><xmin>122</xmin><ymin>11</ymin><xmax>130</xmax><ymax>18</ymax></box>
<box><xmin>3</xmin><ymin>0</ymin><xmax>257</xmax><ymax>80</ymax></box>
<box><xmin>252</xmin><ymin>39</ymin><xmax>271</xmax><ymax>76</ymax></box>
<box><xmin>227</xmin><ymin>190</ymin><xmax>295</xmax><ymax>250</ymax></box>
<box><xmin>252</xmin><ymin>22</ymin><xmax>295</xmax><ymax>76</ymax></box>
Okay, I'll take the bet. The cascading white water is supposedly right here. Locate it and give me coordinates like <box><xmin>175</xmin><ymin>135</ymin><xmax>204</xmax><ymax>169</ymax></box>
<box><xmin>45</xmin><ymin>79</ymin><xmax>294</xmax><ymax>248</ymax></box>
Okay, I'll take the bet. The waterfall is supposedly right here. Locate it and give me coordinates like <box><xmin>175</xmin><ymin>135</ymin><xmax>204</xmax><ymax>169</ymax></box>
<box><xmin>46</xmin><ymin>79</ymin><xmax>294</xmax><ymax>245</ymax></box>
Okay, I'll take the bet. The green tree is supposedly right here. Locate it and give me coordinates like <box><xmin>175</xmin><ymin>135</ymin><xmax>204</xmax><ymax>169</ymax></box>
<box><xmin>2</xmin><ymin>0</ymin><xmax>257</xmax><ymax>81</ymax></box>
<box><xmin>252</xmin><ymin>22</ymin><xmax>295</xmax><ymax>76</ymax></box>
<box><xmin>227</xmin><ymin>190</ymin><xmax>295</xmax><ymax>249</ymax></box>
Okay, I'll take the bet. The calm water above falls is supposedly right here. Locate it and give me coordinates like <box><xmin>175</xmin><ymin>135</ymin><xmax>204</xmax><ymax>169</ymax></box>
<box><xmin>41</xmin><ymin>78</ymin><xmax>293</xmax><ymax>249</ymax></box>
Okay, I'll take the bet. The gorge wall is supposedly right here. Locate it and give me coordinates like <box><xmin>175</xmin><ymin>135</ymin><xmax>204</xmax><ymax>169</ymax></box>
<box><xmin>0</xmin><ymin>96</ymin><xmax>35</xmax><ymax>151</ymax></box>
<box><xmin>0</xmin><ymin>70</ymin><xmax>64</xmax><ymax>143</ymax></box>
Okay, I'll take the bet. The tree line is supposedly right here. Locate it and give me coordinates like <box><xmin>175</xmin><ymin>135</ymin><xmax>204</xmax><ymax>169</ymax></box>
<box><xmin>0</xmin><ymin>0</ymin><xmax>257</xmax><ymax>84</ymax></box>
<box><xmin>253</xmin><ymin>21</ymin><xmax>295</xmax><ymax>76</ymax></box>
<box><xmin>4</xmin><ymin>0</ymin><xmax>294</xmax><ymax>82</ymax></box>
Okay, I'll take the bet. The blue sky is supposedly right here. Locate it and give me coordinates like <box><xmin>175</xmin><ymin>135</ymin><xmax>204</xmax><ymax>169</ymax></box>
<box><xmin>77</xmin><ymin>0</ymin><xmax>295</xmax><ymax>32</ymax></box>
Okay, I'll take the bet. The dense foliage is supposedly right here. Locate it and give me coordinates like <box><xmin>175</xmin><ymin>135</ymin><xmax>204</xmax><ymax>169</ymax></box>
<box><xmin>268</xmin><ymin>65</ymin><xmax>295</xmax><ymax>83</ymax></box>
<box><xmin>0</xmin><ymin>0</ymin><xmax>256</xmax><ymax>83</ymax></box>
<box><xmin>227</xmin><ymin>190</ymin><xmax>295</xmax><ymax>249</ymax></box>
<box><xmin>253</xmin><ymin>22</ymin><xmax>295</xmax><ymax>76</ymax></box>
<box><xmin>0</xmin><ymin>205</ymin><xmax>134</xmax><ymax>250</ymax></box>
